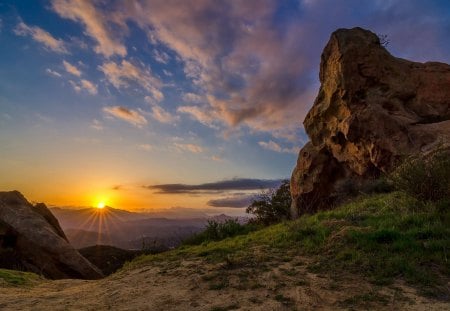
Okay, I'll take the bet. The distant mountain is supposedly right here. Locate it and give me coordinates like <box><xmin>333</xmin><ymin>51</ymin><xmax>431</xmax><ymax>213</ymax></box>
<box><xmin>50</xmin><ymin>206</ymin><xmax>248</xmax><ymax>249</ymax></box>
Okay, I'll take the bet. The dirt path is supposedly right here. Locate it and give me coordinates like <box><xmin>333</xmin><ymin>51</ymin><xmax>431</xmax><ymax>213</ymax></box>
<box><xmin>0</xmin><ymin>257</ymin><xmax>448</xmax><ymax>310</ymax></box>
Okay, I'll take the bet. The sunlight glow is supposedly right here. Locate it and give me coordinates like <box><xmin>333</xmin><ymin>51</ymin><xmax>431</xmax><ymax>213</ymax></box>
<box><xmin>97</xmin><ymin>201</ymin><xmax>105</xmax><ymax>209</ymax></box>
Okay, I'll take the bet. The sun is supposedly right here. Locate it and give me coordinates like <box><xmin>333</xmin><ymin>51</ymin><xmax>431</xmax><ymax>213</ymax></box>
<box><xmin>96</xmin><ymin>202</ymin><xmax>106</xmax><ymax>209</ymax></box>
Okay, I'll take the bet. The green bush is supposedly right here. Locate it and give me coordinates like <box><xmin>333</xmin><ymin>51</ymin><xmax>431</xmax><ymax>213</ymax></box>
<box><xmin>246</xmin><ymin>180</ymin><xmax>291</xmax><ymax>225</ymax></box>
<box><xmin>182</xmin><ymin>219</ymin><xmax>259</xmax><ymax>245</ymax></box>
<box><xmin>390</xmin><ymin>149</ymin><xmax>450</xmax><ymax>202</ymax></box>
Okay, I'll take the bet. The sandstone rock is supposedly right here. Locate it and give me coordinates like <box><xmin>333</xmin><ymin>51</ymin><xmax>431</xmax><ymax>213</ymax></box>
<box><xmin>0</xmin><ymin>191</ymin><xmax>103</xmax><ymax>279</ymax></box>
<box><xmin>291</xmin><ymin>27</ymin><xmax>450</xmax><ymax>216</ymax></box>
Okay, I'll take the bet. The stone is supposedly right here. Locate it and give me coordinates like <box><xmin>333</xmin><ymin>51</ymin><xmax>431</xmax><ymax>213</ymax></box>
<box><xmin>0</xmin><ymin>191</ymin><xmax>103</xmax><ymax>279</ymax></box>
<box><xmin>291</xmin><ymin>27</ymin><xmax>450</xmax><ymax>216</ymax></box>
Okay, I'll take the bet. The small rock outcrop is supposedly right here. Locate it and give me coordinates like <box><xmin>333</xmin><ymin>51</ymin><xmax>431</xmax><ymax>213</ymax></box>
<box><xmin>0</xmin><ymin>191</ymin><xmax>103</xmax><ymax>279</ymax></box>
<box><xmin>291</xmin><ymin>27</ymin><xmax>450</xmax><ymax>217</ymax></box>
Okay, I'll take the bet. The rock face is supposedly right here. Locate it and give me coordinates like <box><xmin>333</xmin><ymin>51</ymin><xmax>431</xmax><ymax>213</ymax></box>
<box><xmin>291</xmin><ymin>27</ymin><xmax>450</xmax><ymax>217</ymax></box>
<box><xmin>0</xmin><ymin>191</ymin><xmax>103</xmax><ymax>279</ymax></box>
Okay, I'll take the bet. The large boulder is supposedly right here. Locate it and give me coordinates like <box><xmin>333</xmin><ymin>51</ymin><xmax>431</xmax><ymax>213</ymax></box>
<box><xmin>291</xmin><ymin>27</ymin><xmax>450</xmax><ymax>217</ymax></box>
<box><xmin>0</xmin><ymin>191</ymin><xmax>103</xmax><ymax>279</ymax></box>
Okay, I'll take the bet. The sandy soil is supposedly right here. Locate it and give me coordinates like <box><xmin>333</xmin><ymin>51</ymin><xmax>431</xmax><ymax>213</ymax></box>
<box><xmin>0</xmin><ymin>256</ymin><xmax>448</xmax><ymax>311</ymax></box>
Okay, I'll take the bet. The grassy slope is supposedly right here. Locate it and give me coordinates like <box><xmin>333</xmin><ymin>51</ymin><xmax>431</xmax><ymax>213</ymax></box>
<box><xmin>0</xmin><ymin>269</ymin><xmax>39</xmax><ymax>286</ymax></box>
<box><xmin>128</xmin><ymin>192</ymin><xmax>449</xmax><ymax>299</ymax></box>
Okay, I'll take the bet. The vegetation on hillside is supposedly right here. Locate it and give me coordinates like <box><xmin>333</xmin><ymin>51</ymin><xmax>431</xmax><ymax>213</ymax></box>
<box><xmin>246</xmin><ymin>179</ymin><xmax>291</xmax><ymax>225</ymax></box>
<box><xmin>183</xmin><ymin>180</ymin><xmax>291</xmax><ymax>246</ymax></box>
<box><xmin>167</xmin><ymin>156</ymin><xmax>450</xmax><ymax>299</ymax></box>
<box><xmin>389</xmin><ymin>148</ymin><xmax>450</xmax><ymax>202</ymax></box>
<box><xmin>0</xmin><ymin>269</ymin><xmax>39</xmax><ymax>286</ymax></box>
<box><xmin>130</xmin><ymin>190</ymin><xmax>449</xmax><ymax>299</ymax></box>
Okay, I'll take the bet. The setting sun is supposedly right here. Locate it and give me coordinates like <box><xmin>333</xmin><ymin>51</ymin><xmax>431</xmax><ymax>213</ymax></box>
<box><xmin>97</xmin><ymin>202</ymin><xmax>105</xmax><ymax>209</ymax></box>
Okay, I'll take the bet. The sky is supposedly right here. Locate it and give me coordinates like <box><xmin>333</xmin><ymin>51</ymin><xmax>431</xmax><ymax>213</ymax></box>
<box><xmin>1</xmin><ymin>0</ymin><xmax>450</xmax><ymax>214</ymax></box>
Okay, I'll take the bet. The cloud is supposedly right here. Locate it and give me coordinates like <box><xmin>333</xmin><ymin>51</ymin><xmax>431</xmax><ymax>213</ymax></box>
<box><xmin>153</xmin><ymin>49</ymin><xmax>170</xmax><ymax>64</ymax></box>
<box><xmin>69</xmin><ymin>79</ymin><xmax>97</xmax><ymax>95</ymax></box>
<box><xmin>150</xmin><ymin>104</ymin><xmax>177</xmax><ymax>124</ymax></box>
<box><xmin>258</xmin><ymin>140</ymin><xmax>299</xmax><ymax>154</ymax></box>
<box><xmin>182</xmin><ymin>92</ymin><xmax>204</xmax><ymax>104</ymax></box>
<box><xmin>14</xmin><ymin>22</ymin><xmax>68</xmax><ymax>53</ymax></box>
<box><xmin>162</xmin><ymin>69</ymin><xmax>172</xmax><ymax>77</ymax></box>
<box><xmin>69</xmin><ymin>80</ymin><xmax>81</xmax><ymax>92</ymax></box>
<box><xmin>99</xmin><ymin>60</ymin><xmax>163</xmax><ymax>101</ymax></box>
<box><xmin>146</xmin><ymin>178</ymin><xmax>283</xmax><ymax>194</ymax></box>
<box><xmin>103</xmin><ymin>106</ymin><xmax>147</xmax><ymax>127</ymax></box>
<box><xmin>207</xmin><ymin>194</ymin><xmax>255</xmax><ymax>208</ymax></box>
<box><xmin>47</xmin><ymin>0</ymin><xmax>450</xmax><ymax>140</ymax></box>
<box><xmin>137</xmin><ymin>144</ymin><xmax>153</xmax><ymax>151</ymax></box>
<box><xmin>63</xmin><ymin>60</ymin><xmax>82</xmax><ymax>76</ymax></box>
<box><xmin>112</xmin><ymin>185</ymin><xmax>123</xmax><ymax>190</ymax></box>
<box><xmin>80</xmin><ymin>79</ymin><xmax>97</xmax><ymax>94</ymax></box>
<box><xmin>177</xmin><ymin>105</ymin><xmax>216</xmax><ymax>127</ymax></box>
<box><xmin>211</xmin><ymin>155</ymin><xmax>224</xmax><ymax>162</ymax></box>
<box><xmin>110</xmin><ymin>1</ymin><xmax>312</xmax><ymax>136</ymax></box>
<box><xmin>174</xmin><ymin>143</ymin><xmax>203</xmax><ymax>154</ymax></box>
<box><xmin>90</xmin><ymin>119</ymin><xmax>103</xmax><ymax>130</ymax></box>
<box><xmin>46</xmin><ymin>68</ymin><xmax>62</xmax><ymax>77</ymax></box>
<box><xmin>51</xmin><ymin>0</ymin><xmax>126</xmax><ymax>57</ymax></box>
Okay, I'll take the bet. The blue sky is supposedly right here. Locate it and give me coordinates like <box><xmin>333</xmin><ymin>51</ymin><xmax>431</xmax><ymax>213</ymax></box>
<box><xmin>1</xmin><ymin>0</ymin><xmax>450</xmax><ymax>213</ymax></box>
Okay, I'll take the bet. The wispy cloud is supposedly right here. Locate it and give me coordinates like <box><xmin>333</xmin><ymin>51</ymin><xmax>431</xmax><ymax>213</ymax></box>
<box><xmin>46</xmin><ymin>68</ymin><xmax>62</xmax><ymax>77</ymax></box>
<box><xmin>177</xmin><ymin>105</ymin><xmax>216</xmax><ymax>128</ymax></box>
<box><xmin>153</xmin><ymin>49</ymin><xmax>170</xmax><ymax>64</ymax></box>
<box><xmin>69</xmin><ymin>79</ymin><xmax>97</xmax><ymax>95</ymax></box>
<box><xmin>90</xmin><ymin>119</ymin><xmax>103</xmax><ymax>130</ymax></box>
<box><xmin>99</xmin><ymin>60</ymin><xmax>163</xmax><ymax>101</ymax></box>
<box><xmin>103</xmin><ymin>106</ymin><xmax>147</xmax><ymax>127</ymax></box>
<box><xmin>137</xmin><ymin>144</ymin><xmax>153</xmax><ymax>151</ymax></box>
<box><xmin>207</xmin><ymin>194</ymin><xmax>255</xmax><ymax>208</ymax></box>
<box><xmin>258</xmin><ymin>140</ymin><xmax>299</xmax><ymax>154</ymax></box>
<box><xmin>14</xmin><ymin>22</ymin><xmax>68</xmax><ymax>53</ymax></box>
<box><xmin>80</xmin><ymin>79</ymin><xmax>97</xmax><ymax>94</ymax></box>
<box><xmin>183</xmin><ymin>92</ymin><xmax>204</xmax><ymax>104</ymax></box>
<box><xmin>51</xmin><ymin>0</ymin><xmax>126</xmax><ymax>57</ymax></box>
<box><xmin>146</xmin><ymin>178</ymin><xmax>283</xmax><ymax>194</ymax></box>
<box><xmin>63</xmin><ymin>60</ymin><xmax>81</xmax><ymax>76</ymax></box>
<box><xmin>174</xmin><ymin>143</ymin><xmax>203</xmax><ymax>154</ymax></box>
<box><xmin>150</xmin><ymin>104</ymin><xmax>177</xmax><ymax>124</ymax></box>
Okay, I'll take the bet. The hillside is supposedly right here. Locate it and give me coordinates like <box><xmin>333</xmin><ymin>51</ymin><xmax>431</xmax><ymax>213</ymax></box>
<box><xmin>1</xmin><ymin>192</ymin><xmax>448</xmax><ymax>310</ymax></box>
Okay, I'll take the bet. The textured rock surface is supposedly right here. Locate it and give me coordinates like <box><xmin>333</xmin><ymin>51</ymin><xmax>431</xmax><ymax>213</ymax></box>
<box><xmin>0</xmin><ymin>191</ymin><xmax>103</xmax><ymax>279</ymax></box>
<box><xmin>291</xmin><ymin>27</ymin><xmax>450</xmax><ymax>216</ymax></box>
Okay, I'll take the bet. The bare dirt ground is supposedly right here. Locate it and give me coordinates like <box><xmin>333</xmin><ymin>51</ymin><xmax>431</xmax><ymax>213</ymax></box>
<box><xmin>0</xmin><ymin>256</ymin><xmax>448</xmax><ymax>311</ymax></box>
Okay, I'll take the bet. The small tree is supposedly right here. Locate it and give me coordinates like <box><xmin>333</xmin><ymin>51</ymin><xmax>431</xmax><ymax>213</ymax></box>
<box><xmin>246</xmin><ymin>180</ymin><xmax>291</xmax><ymax>225</ymax></box>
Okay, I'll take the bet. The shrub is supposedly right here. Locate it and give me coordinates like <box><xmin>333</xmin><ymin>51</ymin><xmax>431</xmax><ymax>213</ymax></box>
<box><xmin>246</xmin><ymin>180</ymin><xmax>291</xmax><ymax>225</ymax></box>
<box><xmin>389</xmin><ymin>148</ymin><xmax>450</xmax><ymax>202</ymax></box>
<box><xmin>183</xmin><ymin>219</ymin><xmax>258</xmax><ymax>245</ymax></box>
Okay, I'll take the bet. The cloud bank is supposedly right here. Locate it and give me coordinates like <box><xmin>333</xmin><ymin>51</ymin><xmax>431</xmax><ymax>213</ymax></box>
<box><xmin>146</xmin><ymin>178</ymin><xmax>283</xmax><ymax>194</ymax></box>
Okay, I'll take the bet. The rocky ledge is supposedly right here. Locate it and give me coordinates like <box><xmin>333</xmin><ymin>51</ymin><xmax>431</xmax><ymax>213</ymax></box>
<box><xmin>291</xmin><ymin>27</ymin><xmax>450</xmax><ymax>217</ymax></box>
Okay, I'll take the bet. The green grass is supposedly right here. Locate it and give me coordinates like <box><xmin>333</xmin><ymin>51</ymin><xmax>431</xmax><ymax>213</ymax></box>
<box><xmin>0</xmin><ymin>269</ymin><xmax>40</xmax><ymax>286</ymax></box>
<box><xmin>127</xmin><ymin>192</ymin><xmax>449</xmax><ymax>298</ymax></box>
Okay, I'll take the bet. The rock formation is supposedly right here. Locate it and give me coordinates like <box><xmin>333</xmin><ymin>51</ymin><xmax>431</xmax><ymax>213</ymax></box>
<box><xmin>291</xmin><ymin>27</ymin><xmax>450</xmax><ymax>217</ymax></box>
<box><xmin>0</xmin><ymin>191</ymin><xmax>103</xmax><ymax>279</ymax></box>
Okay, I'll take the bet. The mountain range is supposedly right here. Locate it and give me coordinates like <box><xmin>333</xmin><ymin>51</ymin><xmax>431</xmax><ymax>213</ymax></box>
<box><xmin>50</xmin><ymin>206</ymin><xmax>248</xmax><ymax>249</ymax></box>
